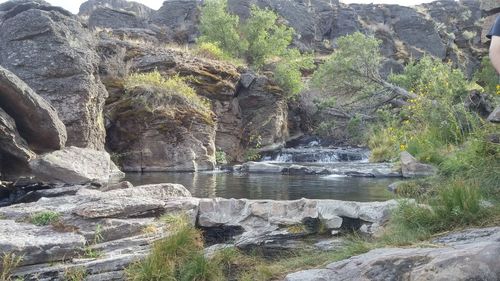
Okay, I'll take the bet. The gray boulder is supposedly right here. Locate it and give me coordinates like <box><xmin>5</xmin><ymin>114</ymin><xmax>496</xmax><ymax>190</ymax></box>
<box><xmin>29</xmin><ymin>146</ymin><xmax>125</xmax><ymax>184</ymax></box>
<box><xmin>79</xmin><ymin>0</ymin><xmax>154</xmax><ymax>19</ymax></box>
<box><xmin>0</xmin><ymin>66</ymin><xmax>66</xmax><ymax>153</ymax></box>
<box><xmin>88</xmin><ymin>7</ymin><xmax>146</xmax><ymax>30</ymax></box>
<box><xmin>487</xmin><ymin>106</ymin><xmax>500</xmax><ymax>123</ymax></box>
<box><xmin>400</xmin><ymin>151</ymin><xmax>437</xmax><ymax>178</ymax></box>
<box><xmin>0</xmin><ymin>1</ymin><xmax>108</xmax><ymax>149</ymax></box>
<box><xmin>285</xmin><ymin>227</ymin><xmax>500</xmax><ymax>281</ymax></box>
<box><xmin>0</xmin><ymin>220</ymin><xmax>85</xmax><ymax>267</ymax></box>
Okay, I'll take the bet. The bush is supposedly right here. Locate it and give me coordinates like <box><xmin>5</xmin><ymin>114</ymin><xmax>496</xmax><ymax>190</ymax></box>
<box><xmin>273</xmin><ymin>49</ymin><xmax>314</xmax><ymax>98</ymax></box>
<box><xmin>243</xmin><ymin>6</ymin><xmax>294</xmax><ymax>67</ymax></box>
<box><xmin>474</xmin><ymin>57</ymin><xmax>500</xmax><ymax>96</ymax></box>
<box><xmin>30</xmin><ymin>211</ymin><xmax>60</xmax><ymax>226</ymax></box>
<box><xmin>1</xmin><ymin>253</ymin><xmax>22</xmax><ymax>281</ymax></box>
<box><xmin>198</xmin><ymin>0</ymin><xmax>247</xmax><ymax>57</ymax></box>
<box><xmin>367</xmin><ymin>126</ymin><xmax>400</xmax><ymax>162</ymax></box>
<box><xmin>194</xmin><ymin>42</ymin><xmax>228</xmax><ymax>61</ymax></box>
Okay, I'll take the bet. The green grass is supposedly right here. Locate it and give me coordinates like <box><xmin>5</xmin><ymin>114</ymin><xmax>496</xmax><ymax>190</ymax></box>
<box><xmin>29</xmin><ymin>211</ymin><xmax>61</xmax><ymax>226</ymax></box>
<box><xmin>126</xmin><ymin>216</ymin><xmax>222</xmax><ymax>281</ymax></box>
<box><xmin>0</xmin><ymin>253</ymin><xmax>22</xmax><ymax>281</ymax></box>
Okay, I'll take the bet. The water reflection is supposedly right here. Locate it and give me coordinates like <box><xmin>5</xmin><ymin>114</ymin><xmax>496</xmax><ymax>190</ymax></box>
<box><xmin>125</xmin><ymin>172</ymin><xmax>396</xmax><ymax>202</ymax></box>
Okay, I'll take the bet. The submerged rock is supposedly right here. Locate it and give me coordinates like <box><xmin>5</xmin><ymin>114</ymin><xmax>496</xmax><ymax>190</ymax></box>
<box><xmin>400</xmin><ymin>151</ymin><xmax>438</xmax><ymax>178</ymax></box>
<box><xmin>241</xmin><ymin>161</ymin><xmax>284</xmax><ymax>173</ymax></box>
<box><xmin>29</xmin><ymin>146</ymin><xmax>124</xmax><ymax>184</ymax></box>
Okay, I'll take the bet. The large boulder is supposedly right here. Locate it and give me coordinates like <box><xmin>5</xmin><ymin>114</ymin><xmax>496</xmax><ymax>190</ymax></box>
<box><xmin>285</xmin><ymin>227</ymin><xmax>500</xmax><ymax>281</ymax></box>
<box><xmin>0</xmin><ymin>1</ymin><xmax>108</xmax><ymax>149</ymax></box>
<box><xmin>29</xmin><ymin>146</ymin><xmax>124</xmax><ymax>184</ymax></box>
<box><xmin>87</xmin><ymin>7</ymin><xmax>146</xmax><ymax>30</ymax></box>
<box><xmin>79</xmin><ymin>0</ymin><xmax>154</xmax><ymax>19</ymax></box>
<box><xmin>400</xmin><ymin>151</ymin><xmax>438</xmax><ymax>178</ymax></box>
<box><xmin>0</xmin><ymin>66</ymin><xmax>66</xmax><ymax>152</ymax></box>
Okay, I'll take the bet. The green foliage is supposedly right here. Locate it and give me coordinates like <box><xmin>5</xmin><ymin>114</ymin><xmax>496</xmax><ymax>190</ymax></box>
<box><xmin>244</xmin><ymin>135</ymin><xmax>262</xmax><ymax>161</ymax></box>
<box><xmin>199</xmin><ymin>1</ymin><xmax>307</xmax><ymax>98</ymax></box>
<box><xmin>474</xmin><ymin>57</ymin><xmax>499</xmax><ymax>96</ymax></box>
<box><xmin>124</xmin><ymin>71</ymin><xmax>212</xmax><ymax>120</ymax></box>
<box><xmin>199</xmin><ymin>0</ymin><xmax>247</xmax><ymax>57</ymax></box>
<box><xmin>194</xmin><ymin>42</ymin><xmax>229</xmax><ymax>61</ymax></box>
<box><xmin>215</xmin><ymin>149</ymin><xmax>228</xmax><ymax>165</ymax></box>
<box><xmin>390</xmin><ymin>56</ymin><xmax>468</xmax><ymax>102</ymax></box>
<box><xmin>274</xmin><ymin>49</ymin><xmax>314</xmax><ymax>98</ymax></box>
<box><xmin>367</xmin><ymin>126</ymin><xmax>400</xmax><ymax>162</ymax></box>
<box><xmin>312</xmin><ymin>32</ymin><xmax>383</xmax><ymax>99</ymax></box>
<box><xmin>1</xmin><ymin>253</ymin><xmax>22</xmax><ymax>281</ymax></box>
<box><xmin>243</xmin><ymin>6</ymin><xmax>294</xmax><ymax>67</ymax></box>
<box><xmin>29</xmin><ymin>211</ymin><xmax>60</xmax><ymax>226</ymax></box>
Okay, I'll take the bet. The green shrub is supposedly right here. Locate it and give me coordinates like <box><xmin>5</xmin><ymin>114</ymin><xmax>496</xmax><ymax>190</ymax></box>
<box><xmin>194</xmin><ymin>42</ymin><xmax>228</xmax><ymax>61</ymax></box>
<box><xmin>243</xmin><ymin>6</ymin><xmax>294</xmax><ymax>67</ymax></box>
<box><xmin>273</xmin><ymin>49</ymin><xmax>314</xmax><ymax>98</ymax></box>
<box><xmin>30</xmin><ymin>211</ymin><xmax>60</xmax><ymax>226</ymax></box>
<box><xmin>215</xmin><ymin>149</ymin><xmax>228</xmax><ymax>164</ymax></box>
<box><xmin>474</xmin><ymin>57</ymin><xmax>500</xmax><ymax>96</ymax></box>
<box><xmin>198</xmin><ymin>0</ymin><xmax>247</xmax><ymax>57</ymax></box>
<box><xmin>367</xmin><ymin>126</ymin><xmax>399</xmax><ymax>162</ymax></box>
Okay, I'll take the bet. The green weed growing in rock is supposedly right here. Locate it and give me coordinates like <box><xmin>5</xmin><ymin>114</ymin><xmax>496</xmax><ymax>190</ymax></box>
<box><xmin>29</xmin><ymin>211</ymin><xmax>61</xmax><ymax>226</ymax></box>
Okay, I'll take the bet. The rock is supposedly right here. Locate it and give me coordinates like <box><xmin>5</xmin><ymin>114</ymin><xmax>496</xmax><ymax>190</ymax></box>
<box><xmin>151</xmin><ymin>0</ymin><xmax>199</xmax><ymax>43</ymax></box>
<box><xmin>79</xmin><ymin>0</ymin><xmax>154</xmax><ymax>19</ymax></box>
<box><xmin>87</xmin><ymin>7</ymin><xmax>146</xmax><ymax>30</ymax></box>
<box><xmin>204</xmin><ymin>243</ymin><xmax>234</xmax><ymax>258</ymax></box>
<box><xmin>73</xmin><ymin>196</ymin><xmax>165</xmax><ymax>219</ymax></box>
<box><xmin>238</xmin><ymin>73</ymin><xmax>289</xmax><ymax>148</ymax></box>
<box><xmin>0</xmin><ymin>66</ymin><xmax>66</xmax><ymax>152</ymax></box>
<box><xmin>465</xmin><ymin>90</ymin><xmax>494</xmax><ymax>119</ymax></box>
<box><xmin>101</xmin><ymin>181</ymin><xmax>133</xmax><ymax>192</ymax></box>
<box><xmin>286</xmin><ymin>228</ymin><xmax>500</xmax><ymax>281</ymax></box>
<box><xmin>400</xmin><ymin>151</ymin><xmax>438</xmax><ymax>178</ymax></box>
<box><xmin>0</xmin><ymin>1</ymin><xmax>108</xmax><ymax>149</ymax></box>
<box><xmin>0</xmin><ymin>220</ymin><xmax>86</xmax><ymax>266</ymax></box>
<box><xmin>387</xmin><ymin>181</ymin><xmax>402</xmax><ymax>193</ymax></box>
<box><xmin>29</xmin><ymin>146</ymin><xmax>124</xmax><ymax>184</ymax></box>
<box><xmin>105</xmin><ymin>183</ymin><xmax>192</xmax><ymax>199</ymax></box>
<box><xmin>197</xmin><ymin>198</ymin><xmax>398</xmax><ymax>248</ymax></box>
<box><xmin>0</xmin><ymin>108</ymin><xmax>35</xmax><ymax>172</ymax></box>
<box><xmin>487</xmin><ymin>106</ymin><xmax>500</xmax><ymax>123</ymax></box>
<box><xmin>106</xmin><ymin>85</ymin><xmax>216</xmax><ymax>172</ymax></box>
<box><xmin>241</xmin><ymin>162</ymin><xmax>283</xmax><ymax>173</ymax></box>
<box><xmin>313</xmin><ymin>238</ymin><xmax>345</xmax><ymax>252</ymax></box>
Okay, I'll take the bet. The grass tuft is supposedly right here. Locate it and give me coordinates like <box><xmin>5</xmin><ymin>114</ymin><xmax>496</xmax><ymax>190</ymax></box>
<box><xmin>29</xmin><ymin>211</ymin><xmax>61</xmax><ymax>226</ymax></box>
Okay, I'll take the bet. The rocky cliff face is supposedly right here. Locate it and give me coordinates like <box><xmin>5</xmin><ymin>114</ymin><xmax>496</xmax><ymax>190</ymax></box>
<box><xmin>0</xmin><ymin>0</ymin><xmax>108</xmax><ymax>150</ymax></box>
<box><xmin>83</xmin><ymin>0</ymin><xmax>493</xmax><ymax>77</ymax></box>
<box><xmin>98</xmin><ymin>37</ymin><xmax>289</xmax><ymax>167</ymax></box>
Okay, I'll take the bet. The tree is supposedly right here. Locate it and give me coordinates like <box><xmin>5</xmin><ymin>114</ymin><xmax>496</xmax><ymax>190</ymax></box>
<box><xmin>198</xmin><ymin>0</ymin><xmax>248</xmax><ymax>57</ymax></box>
<box><xmin>274</xmin><ymin>49</ymin><xmax>314</xmax><ymax>98</ymax></box>
<box><xmin>243</xmin><ymin>6</ymin><xmax>294</xmax><ymax>67</ymax></box>
<box><xmin>311</xmin><ymin>32</ymin><xmax>416</xmax><ymax>113</ymax></box>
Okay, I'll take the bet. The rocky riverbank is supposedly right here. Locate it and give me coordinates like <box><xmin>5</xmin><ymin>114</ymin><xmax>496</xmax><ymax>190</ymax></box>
<box><xmin>1</xmin><ymin>181</ymin><xmax>397</xmax><ymax>280</ymax></box>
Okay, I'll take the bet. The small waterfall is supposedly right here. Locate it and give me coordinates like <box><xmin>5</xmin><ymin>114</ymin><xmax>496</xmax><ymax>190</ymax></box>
<box><xmin>262</xmin><ymin>147</ymin><xmax>370</xmax><ymax>163</ymax></box>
